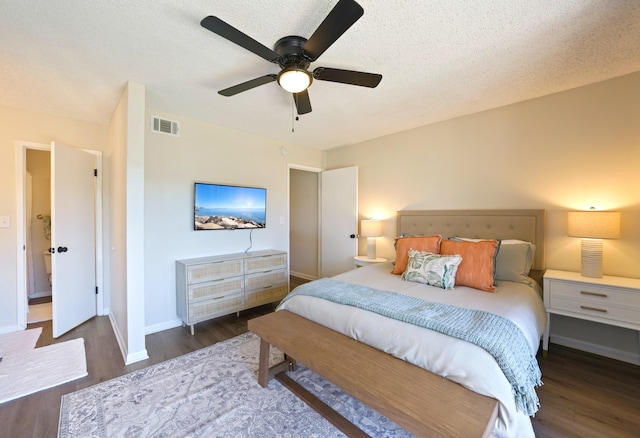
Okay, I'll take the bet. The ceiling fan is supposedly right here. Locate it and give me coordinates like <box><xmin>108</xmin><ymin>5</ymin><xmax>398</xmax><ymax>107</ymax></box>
<box><xmin>200</xmin><ymin>0</ymin><xmax>382</xmax><ymax>115</ymax></box>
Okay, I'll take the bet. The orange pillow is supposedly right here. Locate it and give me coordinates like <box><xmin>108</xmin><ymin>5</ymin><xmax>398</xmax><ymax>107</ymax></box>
<box><xmin>391</xmin><ymin>235</ymin><xmax>442</xmax><ymax>275</ymax></box>
<box><xmin>440</xmin><ymin>239</ymin><xmax>500</xmax><ymax>292</ymax></box>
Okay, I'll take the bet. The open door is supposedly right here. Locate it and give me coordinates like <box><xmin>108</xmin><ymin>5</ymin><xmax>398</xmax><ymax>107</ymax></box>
<box><xmin>320</xmin><ymin>166</ymin><xmax>358</xmax><ymax>277</ymax></box>
<box><xmin>51</xmin><ymin>142</ymin><xmax>97</xmax><ymax>337</ymax></box>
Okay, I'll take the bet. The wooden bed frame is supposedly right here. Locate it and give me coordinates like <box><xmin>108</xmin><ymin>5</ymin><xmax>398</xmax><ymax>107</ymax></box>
<box><xmin>250</xmin><ymin>209</ymin><xmax>546</xmax><ymax>437</ymax></box>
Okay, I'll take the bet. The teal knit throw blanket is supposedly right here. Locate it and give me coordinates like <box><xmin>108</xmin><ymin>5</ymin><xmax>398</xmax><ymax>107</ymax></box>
<box><xmin>282</xmin><ymin>278</ymin><xmax>542</xmax><ymax>416</ymax></box>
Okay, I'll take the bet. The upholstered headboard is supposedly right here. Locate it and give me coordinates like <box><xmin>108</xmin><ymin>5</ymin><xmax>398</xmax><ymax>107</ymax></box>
<box><xmin>396</xmin><ymin>209</ymin><xmax>546</xmax><ymax>271</ymax></box>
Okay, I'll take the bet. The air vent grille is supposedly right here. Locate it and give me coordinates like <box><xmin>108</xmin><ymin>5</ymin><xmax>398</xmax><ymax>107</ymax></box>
<box><xmin>151</xmin><ymin>116</ymin><xmax>179</xmax><ymax>136</ymax></box>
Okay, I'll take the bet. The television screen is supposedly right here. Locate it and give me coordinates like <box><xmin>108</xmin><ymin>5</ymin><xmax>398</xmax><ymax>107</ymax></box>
<box><xmin>194</xmin><ymin>182</ymin><xmax>266</xmax><ymax>230</ymax></box>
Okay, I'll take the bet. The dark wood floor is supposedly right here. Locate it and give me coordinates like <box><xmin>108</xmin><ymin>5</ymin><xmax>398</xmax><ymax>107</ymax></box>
<box><xmin>1</xmin><ymin>278</ymin><xmax>638</xmax><ymax>438</ymax></box>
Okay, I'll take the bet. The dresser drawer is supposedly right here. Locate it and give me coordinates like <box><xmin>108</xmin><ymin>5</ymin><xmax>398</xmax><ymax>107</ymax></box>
<box><xmin>245</xmin><ymin>284</ymin><xmax>289</xmax><ymax>307</ymax></box>
<box><xmin>187</xmin><ymin>259</ymin><xmax>244</xmax><ymax>283</ymax></box>
<box><xmin>548</xmin><ymin>281</ymin><xmax>639</xmax><ymax>307</ymax></box>
<box><xmin>188</xmin><ymin>276</ymin><xmax>244</xmax><ymax>303</ymax></box>
<box><xmin>549</xmin><ymin>295</ymin><xmax>640</xmax><ymax>326</ymax></box>
<box><xmin>245</xmin><ymin>268</ymin><xmax>288</xmax><ymax>291</ymax></box>
<box><xmin>189</xmin><ymin>292</ymin><xmax>244</xmax><ymax>323</ymax></box>
<box><xmin>244</xmin><ymin>253</ymin><xmax>287</xmax><ymax>274</ymax></box>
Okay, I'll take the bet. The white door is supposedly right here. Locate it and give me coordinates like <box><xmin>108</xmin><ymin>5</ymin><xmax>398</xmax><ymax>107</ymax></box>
<box><xmin>51</xmin><ymin>142</ymin><xmax>97</xmax><ymax>337</ymax></box>
<box><xmin>320</xmin><ymin>166</ymin><xmax>358</xmax><ymax>277</ymax></box>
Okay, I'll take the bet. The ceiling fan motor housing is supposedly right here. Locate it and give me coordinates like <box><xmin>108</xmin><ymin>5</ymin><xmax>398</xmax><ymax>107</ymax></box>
<box><xmin>274</xmin><ymin>36</ymin><xmax>311</xmax><ymax>69</ymax></box>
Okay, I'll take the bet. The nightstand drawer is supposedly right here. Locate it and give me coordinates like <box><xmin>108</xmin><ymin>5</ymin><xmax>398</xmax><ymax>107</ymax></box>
<box><xmin>547</xmin><ymin>281</ymin><xmax>639</xmax><ymax>307</ymax></box>
<box><xmin>550</xmin><ymin>295</ymin><xmax>640</xmax><ymax>325</ymax></box>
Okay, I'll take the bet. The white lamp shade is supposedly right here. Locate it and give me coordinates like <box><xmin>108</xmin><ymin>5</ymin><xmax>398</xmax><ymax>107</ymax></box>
<box><xmin>567</xmin><ymin>211</ymin><xmax>620</xmax><ymax>239</ymax></box>
<box><xmin>360</xmin><ymin>219</ymin><xmax>382</xmax><ymax>237</ymax></box>
<box><xmin>277</xmin><ymin>68</ymin><xmax>312</xmax><ymax>93</ymax></box>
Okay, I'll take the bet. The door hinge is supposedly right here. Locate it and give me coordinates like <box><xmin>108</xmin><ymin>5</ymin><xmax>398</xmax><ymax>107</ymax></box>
<box><xmin>94</xmin><ymin>169</ymin><xmax>98</xmax><ymax>177</ymax></box>
<box><xmin>95</xmin><ymin>286</ymin><xmax>99</xmax><ymax>295</ymax></box>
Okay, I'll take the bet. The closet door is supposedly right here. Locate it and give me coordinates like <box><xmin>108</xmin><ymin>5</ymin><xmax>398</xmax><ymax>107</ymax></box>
<box><xmin>51</xmin><ymin>142</ymin><xmax>96</xmax><ymax>337</ymax></box>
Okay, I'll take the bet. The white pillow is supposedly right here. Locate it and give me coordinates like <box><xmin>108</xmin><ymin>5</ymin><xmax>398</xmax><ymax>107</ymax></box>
<box><xmin>401</xmin><ymin>249</ymin><xmax>462</xmax><ymax>290</ymax></box>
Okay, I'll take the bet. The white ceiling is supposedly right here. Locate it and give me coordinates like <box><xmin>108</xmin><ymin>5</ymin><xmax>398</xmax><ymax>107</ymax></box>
<box><xmin>1</xmin><ymin>1</ymin><xmax>639</xmax><ymax>150</ymax></box>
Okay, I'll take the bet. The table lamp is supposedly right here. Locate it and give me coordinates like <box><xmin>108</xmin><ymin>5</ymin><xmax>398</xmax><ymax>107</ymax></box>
<box><xmin>360</xmin><ymin>219</ymin><xmax>382</xmax><ymax>259</ymax></box>
<box><xmin>567</xmin><ymin>209</ymin><xmax>620</xmax><ymax>278</ymax></box>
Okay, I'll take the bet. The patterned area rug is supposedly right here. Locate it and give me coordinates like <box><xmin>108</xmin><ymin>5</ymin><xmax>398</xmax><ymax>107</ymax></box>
<box><xmin>58</xmin><ymin>332</ymin><xmax>413</xmax><ymax>437</ymax></box>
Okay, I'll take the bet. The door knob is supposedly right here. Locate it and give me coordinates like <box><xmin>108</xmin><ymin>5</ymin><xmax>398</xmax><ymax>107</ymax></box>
<box><xmin>57</xmin><ymin>246</ymin><xmax>68</xmax><ymax>253</ymax></box>
<box><xmin>349</xmin><ymin>234</ymin><xmax>356</xmax><ymax>239</ymax></box>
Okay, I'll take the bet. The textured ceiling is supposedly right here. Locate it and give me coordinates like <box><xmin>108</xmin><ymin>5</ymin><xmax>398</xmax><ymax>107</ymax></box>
<box><xmin>1</xmin><ymin>1</ymin><xmax>639</xmax><ymax>150</ymax></box>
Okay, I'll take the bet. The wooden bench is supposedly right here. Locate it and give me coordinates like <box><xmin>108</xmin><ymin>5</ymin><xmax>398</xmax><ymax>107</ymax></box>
<box><xmin>248</xmin><ymin>310</ymin><xmax>499</xmax><ymax>438</ymax></box>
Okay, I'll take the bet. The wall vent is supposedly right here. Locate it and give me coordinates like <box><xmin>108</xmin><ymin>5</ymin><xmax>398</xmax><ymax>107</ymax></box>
<box><xmin>151</xmin><ymin>116</ymin><xmax>179</xmax><ymax>137</ymax></box>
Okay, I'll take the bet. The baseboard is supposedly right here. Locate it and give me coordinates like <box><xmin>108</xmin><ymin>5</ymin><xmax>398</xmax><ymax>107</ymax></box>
<box><xmin>29</xmin><ymin>291</ymin><xmax>52</xmax><ymax>299</ymax></box>
<box><xmin>290</xmin><ymin>271</ymin><xmax>318</xmax><ymax>281</ymax></box>
<box><xmin>145</xmin><ymin>318</ymin><xmax>183</xmax><ymax>335</ymax></box>
<box><xmin>126</xmin><ymin>348</ymin><xmax>149</xmax><ymax>365</ymax></box>
<box><xmin>550</xmin><ymin>335</ymin><xmax>640</xmax><ymax>365</ymax></box>
<box><xmin>108</xmin><ymin>313</ymin><xmax>129</xmax><ymax>365</ymax></box>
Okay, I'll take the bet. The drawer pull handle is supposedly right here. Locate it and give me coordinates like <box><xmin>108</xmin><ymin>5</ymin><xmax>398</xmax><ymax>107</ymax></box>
<box><xmin>212</xmin><ymin>296</ymin><xmax>225</xmax><ymax>300</ymax></box>
<box><xmin>580</xmin><ymin>291</ymin><xmax>607</xmax><ymax>298</ymax></box>
<box><xmin>580</xmin><ymin>305</ymin><xmax>607</xmax><ymax>313</ymax></box>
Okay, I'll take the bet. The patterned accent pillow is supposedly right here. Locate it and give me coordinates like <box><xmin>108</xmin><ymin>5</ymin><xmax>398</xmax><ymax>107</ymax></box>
<box><xmin>401</xmin><ymin>249</ymin><xmax>462</xmax><ymax>290</ymax></box>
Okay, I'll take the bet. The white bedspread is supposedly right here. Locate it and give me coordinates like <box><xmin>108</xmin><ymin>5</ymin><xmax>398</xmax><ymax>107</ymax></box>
<box><xmin>278</xmin><ymin>262</ymin><xmax>547</xmax><ymax>438</ymax></box>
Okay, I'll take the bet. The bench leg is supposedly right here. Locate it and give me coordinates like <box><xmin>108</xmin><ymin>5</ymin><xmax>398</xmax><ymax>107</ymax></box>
<box><xmin>258</xmin><ymin>338</ymin><xmax>271</xmax><ymax>387</ymax></box>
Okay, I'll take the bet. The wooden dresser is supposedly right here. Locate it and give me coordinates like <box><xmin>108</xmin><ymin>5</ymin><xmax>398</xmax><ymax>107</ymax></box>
<box><xmin>176</xmin><ymin>250</ymin><xmax>288</xmax><ymax>334</ymax></box>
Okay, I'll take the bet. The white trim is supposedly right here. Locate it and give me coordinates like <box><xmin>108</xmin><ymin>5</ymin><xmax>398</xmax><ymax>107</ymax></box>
<box><xmin>550</xmin><ymin>334</ymin><xmax>640</xmax><ymax>365</ymax></box>
<box><xmin>145</xmin><ymin>318</ymin><xmax>183</xmax><ymax>335</ymax></box>
<box><xmin>110</xmin><ymin>311</ymin><xmax>149</xmax><ymax>365</ymax></box>
<box><xmin>289</xmin><ymin>270</ymin><xmax>317</xmax><ymax>281</ymax></box>
<box><xmin>15</xmin><ymin>141</ymin><xmax>105</xmax><ymax>331</ymax></box>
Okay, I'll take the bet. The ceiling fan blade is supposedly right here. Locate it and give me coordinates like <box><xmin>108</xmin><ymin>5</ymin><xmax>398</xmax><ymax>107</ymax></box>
<box><xmin>313</xmin><ymin>67</ymin><xmax>382</xmax><ymax>88</ymax></box>
<box><xmin>302</xmin><ymin>0</ymin><xmax>364</xmax><ymax>61</ymax></box>
<box><xmin>218</xmin><ymin>75</ymin><xmax>277</xmax><ymax>96</ymax></box>
<box><xmin>201</xmin><ymin>16</ymin><xmax>280</xmax><ymax>63</ymax></box>
<box><xmin>294</xmin><ymin>90</ymin><xmax>312</xmax><ymax>115</ymax></box>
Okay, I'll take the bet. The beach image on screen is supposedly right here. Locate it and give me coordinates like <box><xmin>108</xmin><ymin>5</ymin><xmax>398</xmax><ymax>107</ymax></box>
<box><xmin>195</xmin><ymin>183</ymin><xmax>266</xmax><ymax>230</ymax></box>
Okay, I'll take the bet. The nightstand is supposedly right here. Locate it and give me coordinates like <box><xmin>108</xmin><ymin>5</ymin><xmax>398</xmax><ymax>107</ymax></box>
<box><xmin>542</xmin><ymin>269</ymin><xmax>640</xmax><ymax>355</ymax></box>
<box><xmin>354</xmin><ymin>256</ymin><xmax>387</xmax><ymax>268</ymax></box>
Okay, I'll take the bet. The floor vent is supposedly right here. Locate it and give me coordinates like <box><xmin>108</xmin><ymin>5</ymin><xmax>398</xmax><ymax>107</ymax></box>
<box><xmin>151</xmin><ymin>116</ymin><xmax>179</xmax><ymax>136</ymax></box>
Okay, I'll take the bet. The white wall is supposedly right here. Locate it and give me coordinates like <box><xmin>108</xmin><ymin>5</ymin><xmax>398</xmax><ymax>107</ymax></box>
<box><xmin>0</xmin><ymin>105</ymin><xmax>108</xmax><ymax>333</ymax></box>
<box><xmin>106</xmin><ymin>81</ymin><xmax>148</xmax><ymax>364</ymax></box>
<box><xmin>142</xmin><ymin>109</ymin><xmax>323</xmax><ymax>333</ymax></box>
<box><xmin>326</xmin><ymin>72</ymin><xmax>640</xmax><ymax>362</ymax></box>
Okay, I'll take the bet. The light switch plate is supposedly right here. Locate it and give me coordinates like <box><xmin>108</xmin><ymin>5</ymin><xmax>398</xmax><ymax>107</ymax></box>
<box><xmin>0</xmin><ymin>216</ymin><xmax>9</xmax><ymax>228</ymax></box>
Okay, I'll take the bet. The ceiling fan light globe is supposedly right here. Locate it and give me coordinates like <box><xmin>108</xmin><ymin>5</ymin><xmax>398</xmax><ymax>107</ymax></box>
<box><xmin>278</xmin><ymin>68</ymin><xmax>312</xmax><ymax>93</ymax></box>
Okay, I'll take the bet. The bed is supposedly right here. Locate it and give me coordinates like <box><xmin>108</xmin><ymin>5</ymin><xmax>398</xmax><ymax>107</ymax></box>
<box><xmin>278</xmin><ymin>209</ymin><xmax>547</xmax><ymax>438</ymax></box>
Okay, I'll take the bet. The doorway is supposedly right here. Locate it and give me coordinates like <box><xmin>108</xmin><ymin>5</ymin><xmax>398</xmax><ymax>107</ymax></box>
<box><xmin>15</xmin><ymin>141</ymin><xmax>105</xmax><ymax>333</ymax></box>
<box><xmin>289</xmin><ymin>167</ymin><xmax>320</xmax><ymax>281</ymax></box>
<box><xmin>288</xmin><ymin>164</ymin><xmax>359</xmax><ymax>280</ymax></box>
<box><xmin>25</xmin><ymin>149</ymin><xmax>53</xmax><ymax>323</ymax></box>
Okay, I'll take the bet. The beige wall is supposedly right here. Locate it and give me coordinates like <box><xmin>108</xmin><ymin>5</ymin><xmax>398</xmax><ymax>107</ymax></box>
<box><xmin>0</xmin><ymin>105</ymin><xmax>107</xmax><ymax>333</ymax></box>
<box><xmin>142</xmin><ymin>109</ymin><xmax>323</xmax><ymax>333</ymax></box>
<box><xmin>326</xmin><ymin>71</ymin><xmax>640</xmax><ymax>361</ymax></box>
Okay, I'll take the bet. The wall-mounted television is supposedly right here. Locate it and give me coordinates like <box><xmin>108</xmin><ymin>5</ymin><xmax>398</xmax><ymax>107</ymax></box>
<box><xmin>194</xmin><ymin>182</ymin><xmax>266</xmax><ymax>230</ymax></box>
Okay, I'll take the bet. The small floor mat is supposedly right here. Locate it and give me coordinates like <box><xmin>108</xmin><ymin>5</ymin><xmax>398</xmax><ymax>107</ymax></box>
<box><xmin>0</xmin><ymin>338</ymin><xmax>87</xmax><ymax>404</ymax></box>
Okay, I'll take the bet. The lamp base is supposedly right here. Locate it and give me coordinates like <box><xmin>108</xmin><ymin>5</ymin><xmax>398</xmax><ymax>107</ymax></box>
<box><xmin>366</xmin><ymin>237</ymin><xmax>377</xmax><ymax>259</ymax></box>
<box><xmin>581</xmin><ymin>238</ymin><xmax>603</xmax><ymax>278</ymax></box>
